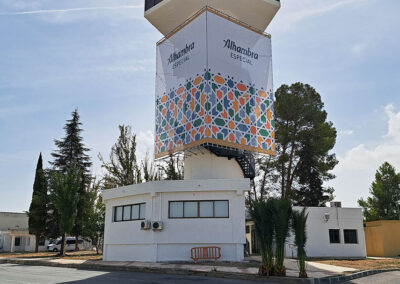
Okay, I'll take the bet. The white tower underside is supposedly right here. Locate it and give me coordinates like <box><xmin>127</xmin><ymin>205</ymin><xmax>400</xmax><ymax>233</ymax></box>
<box><xmin>184</xmin><ymin>148</ymin><xmax>244</xmax><ymax>180</ymax></box>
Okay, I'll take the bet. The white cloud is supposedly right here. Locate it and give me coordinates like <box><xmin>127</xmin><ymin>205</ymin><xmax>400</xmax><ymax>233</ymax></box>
<box><xmin>329</xmin><ymin>104</ymin><xmax>400</xmax><ymax>207</ymax></box>
<box><xmin>0</xmin><ymin>1</ymin><xmax>145</xmax><ymax>23</ymax></box>
<box><xmin>269</xmin><ymin>0</ymin><xmax>367</xmax><ymax>32</ymax></box>
<box><xmin>340</xmin><ymin>129</ymin><xmax>354</xmax><ymax>136</ymax></box>
<box><xmin>136</xmin><ymin>130</ymin><xmax>154</xmax><ymax>160</ymax></box>
<box><xmin>0</xmin><ymin>5</ymin><xmax>143</xmax><ymax>16</ymax></box>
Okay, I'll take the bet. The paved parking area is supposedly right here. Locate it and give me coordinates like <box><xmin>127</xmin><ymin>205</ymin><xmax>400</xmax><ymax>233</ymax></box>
<box><xmin>0</xmin><ymin>263</ymin><xmax>273</xmax><ymax>284</ymax></box>
<box><xmin>345</xmin><ymin>270</ymin><xmax>400</xmax><ymax>284</ymax></box>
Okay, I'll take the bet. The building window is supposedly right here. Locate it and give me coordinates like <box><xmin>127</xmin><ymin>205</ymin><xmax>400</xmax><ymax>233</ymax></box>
<box><xmin>344</xmin><ymin>229</ymin><xmax>358</xmax><ymax>244</ymax></box>
<box><xmin>329</xmin><ymin>229</ymin><xmax>340</xmax><ymax>243</ymax></box>
<box><xmin>15</xmin><ymin>237</ymin><xmax>21</xmax><ymax>246</ymax></box>
<box><xmin>114</xmin><ymin>203</ymin><xmax>146</xmax><ymax>222</ymax></box>
<box><xmin>38</xmin><ymin>238</ymin><xmax>45</xmax><ymax>246</ymax></box>
<box><xmin>246</xmin><ymin>225</ymin><xmax>250</xmax><ymax>234</ymax></box>
<box><xmin>168</xmin><ymin>200</ymin><xmax>229</xmax><ymax>218</ymax></box>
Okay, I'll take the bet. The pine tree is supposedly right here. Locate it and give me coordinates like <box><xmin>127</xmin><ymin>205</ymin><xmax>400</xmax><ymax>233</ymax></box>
<box><xmin>50</xmin><ymin>109</ymin><xmax>92</xmax><ymax>249</ymax></box>
<box><xmin>273</xmin><ymin>83</ymin><xmax>338</xmax><ymax>204</ymax></box>
<box><xmin>358</xmin><ymin>162</ymin><xmax>400</xmax><ymax>221</ymax></box>
<box><xmin>50</xmin><ymin>109</ymin><xmax>92</xmax><ymax>174</ymax></box>
<box><xmin>28</xmin><ymin>153</ymin><xmax>48</xmax><ymax>252</ymax></box>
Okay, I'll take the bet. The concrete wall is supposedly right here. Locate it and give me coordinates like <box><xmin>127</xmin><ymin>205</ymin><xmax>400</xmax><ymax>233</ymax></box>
<box><xmin>246</xmin><ymin>207</ymin><xmax>366</xmax><ymax>259</ymax></box>
<box><xmin>286</xmin><ymin>207</ymin><xmax>366</xmax><ymax>258</ymax></box>
<box><xmin>0</xmin><ymin>212</ymin><xmax>28</xmax><ymax>231</ymax></box>
<box><xmin>364</xmin><ymin>220</ymin><xmax>400</xmax><ymax>257</ymax></box>
<box><xmin>184</xmin><ymin>148</ymin><xmax>244</xmax><ymax>180</ymax></box>
<box><xmin>103</xmin><ymin>179</ymin><xmax>249</xmax><ymax>262</ymax></box>
<box><xmin>0</xmin><ymin>213</ymin><xmax>50</xmax><ymax>253</ymax></box>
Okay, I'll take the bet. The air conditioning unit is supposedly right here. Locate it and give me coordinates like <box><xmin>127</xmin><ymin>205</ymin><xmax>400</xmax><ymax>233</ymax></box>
<box><xmin>152</xmin><ymin>221</ymin><xmax>163</xmax><ymax>230</ymax></box>
<box><xmin>140</xmin><ymin>220</ymin><xmax>151</xmax><ymax>230</ymax></box>
<box><xmin>330</xmin><ymin>201</ymin><xmax>342</xmax><ymax>208</ymax></box>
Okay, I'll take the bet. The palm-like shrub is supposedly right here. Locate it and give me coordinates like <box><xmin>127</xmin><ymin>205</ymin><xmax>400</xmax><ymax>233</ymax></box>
<box><xmin>249</xmin><ymin>199</ymin><xmax>275</xmax><ymax>276</ymax></box>
<box><xmin>272</xmin><ymin>198</ymin><xmax>292</xmax><ymax>276</ymax></box>
<box><xmin>292</xmin><ymin>207</ymin><xmax>308</xmax><ymax>278</ymax></box>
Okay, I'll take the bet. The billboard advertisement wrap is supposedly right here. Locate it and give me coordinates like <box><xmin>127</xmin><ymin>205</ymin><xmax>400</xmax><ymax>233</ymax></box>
<box><xmin>155</xmin><ymin>8</ymin><xmax>274</xmax><ymax>158</ymax></box>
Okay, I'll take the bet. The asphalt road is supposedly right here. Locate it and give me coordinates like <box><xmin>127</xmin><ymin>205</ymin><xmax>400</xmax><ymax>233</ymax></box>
<box><xmin>345</xmin><ymin>271</ymin><xmax>400</xmax><ymax>284</ymax></box>
<box><xmin>0</xmin><ymin>263</ymin><xmax>271</xmax><ymax>284</ymax></box>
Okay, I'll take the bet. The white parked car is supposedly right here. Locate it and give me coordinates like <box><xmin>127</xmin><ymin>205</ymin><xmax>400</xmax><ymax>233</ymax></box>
<box><xmin>47</xmin><ymin>237</ymin><xmax>84</xmax><ymax>252</ymax></box>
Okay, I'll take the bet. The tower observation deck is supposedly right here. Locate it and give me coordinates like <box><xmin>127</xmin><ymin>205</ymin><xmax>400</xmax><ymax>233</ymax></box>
<box><xmin>145</xmin><ymin>0</ymin><xmax>281</xmax><ymax>36</ymax></box>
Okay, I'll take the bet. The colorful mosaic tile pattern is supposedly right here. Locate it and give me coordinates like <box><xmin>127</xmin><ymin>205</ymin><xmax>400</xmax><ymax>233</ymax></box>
<box><xmin>155</xmin><ymin>70</ymin><xmax>275</xmax><ymax>157</ymax></box>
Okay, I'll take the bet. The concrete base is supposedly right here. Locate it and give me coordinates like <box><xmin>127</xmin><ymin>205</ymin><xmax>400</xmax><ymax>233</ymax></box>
<box><xmin>102</xmin><ymin>179</ymin><xmax>249</xmax><ymax>262</ymax></box>
<box><xmin>184</xmin><ymin>148</ymin><xmax>244</xmax><ymax>180</ymax></box>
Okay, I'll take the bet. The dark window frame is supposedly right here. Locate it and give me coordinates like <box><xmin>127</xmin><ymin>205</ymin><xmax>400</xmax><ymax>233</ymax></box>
<box><xmin>329</xmin><ymin>229</ymin><xmax>340</xmax><ymax>244</ymax></box>
<box><xmin>344</xmin><ymin>229</ymin><xmax>358</xmax><ymax>244</ymax></box>
<box><xmin>38</xmin><ymin>238</ymin><xmax>45</xmax><ymax>246</ymax></box>
<box><xmin>168</xmin><ymin>200</ymin><xmax>229</xmax><ymax>219</ymax></box>
<box><xmin>14</xmin><ymin>237</ymin><xmax>21</xmax><ymax>246</ymax></box>
<box><xmin>113</xmin><ymin>203</ymin><xmax>146</xmax><ymax>222</ymax></box>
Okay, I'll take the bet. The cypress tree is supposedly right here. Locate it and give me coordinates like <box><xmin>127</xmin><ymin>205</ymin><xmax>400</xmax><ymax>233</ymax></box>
<box><xmin>50</xmin><ymin>109</ymin><xmax>92</xmax><ymax>250</ymax></box>
<box><xmin>28</xmin><ymin>153</ymin><xmax>48</xmax><ymax>252</ymax></box>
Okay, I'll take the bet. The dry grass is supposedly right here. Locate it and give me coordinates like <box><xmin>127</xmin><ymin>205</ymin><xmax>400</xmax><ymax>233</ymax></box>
<box><xmin>0</xmin><ymin>250</ymin><xmax>102</xmax><ymax>261</ymax></box>
<box><xmin>311</xmin><ymin>258</ymin><xmax>400</xmax><ymax>270</ymax></box>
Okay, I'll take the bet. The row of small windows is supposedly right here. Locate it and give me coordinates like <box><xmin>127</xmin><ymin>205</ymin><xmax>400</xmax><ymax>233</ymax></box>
<box><xmin>169</xmin><ymin>200</ymin><xmax>229</xmax><ymax>218</ymax></box>
<box><xmin>114</xmin><ymin>203</ymin><xmax>146</xmax><ymax>222</ymax></box>
<box><xmin>113</xmin><ymin>200</ymin><xmax>230</xmax><ymax>222</ymax></box>
<box><xmin>329</xmin><ymin>229</ymin><xmax>358</xmax><ymax>244</ymax></box>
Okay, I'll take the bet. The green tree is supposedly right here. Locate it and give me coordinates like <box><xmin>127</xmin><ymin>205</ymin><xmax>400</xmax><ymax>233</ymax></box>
<box><xmin>162</xmin><ymin>154</ymin><xmax>184</xmax><ymax>180</ymax></box>
<box><xmin>99</xmin><ymin>125</ymin><xmax>142</xmax><ymax>188</ymax></box>
<box><xmin>292</xmin><ymin>207</ymin><xmax>308</xmax><ymax>278</ymax></box>
<box><xmin>50</xmin><ymin>166</ymin><xmax>82</xmax><ymax>256</ymax></box>
<box><xmin>273</xmin><ymin>198</ymin><xmax>292</xmax><ymax>276</ymax></box>
<box><xmin>50</xmin><ymin>109</ymin><xmax>92</xmax><ymax>250</ymax></box>
<box><xmin>358</xmin><ymin>162</ymin><xmax>400</xmax><ymax>221</ymax></box>
<box><xmin>249</xmin><ymin>199</ymin><xmax>275</xmax><ymax>276</ymax></box>
<box><xmin>274</xmin><ymin>83</ymin><xmax>337</xmax><ymax>205</ymax></box>
<box><xmin>250</xmin><ymin>155</ymin><xmax>277</xmax><ymax>202</ymax></box>
<box><xmin>84</xmin><ymin>179</ymin><xmax>105</xmax><ymax>254</ymax></box>
<box><xmin>28</xmin><ymin>153</ymin><xmax>48</xmax><ymax>252</ymax></box>
<box><xmin>142</xmin><ymin>152</ymin><xmax>160</xmax><ymax>182</ymax></box>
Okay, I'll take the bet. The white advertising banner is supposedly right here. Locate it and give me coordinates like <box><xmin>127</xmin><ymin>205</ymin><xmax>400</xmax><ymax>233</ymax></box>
<box><xmin>155</xmin><ymin>8</ymin><xmax>274</xmax><ymax>158</ymax></box>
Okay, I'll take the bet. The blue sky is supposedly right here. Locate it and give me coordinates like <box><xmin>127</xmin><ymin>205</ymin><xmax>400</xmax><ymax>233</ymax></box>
<box><xmin>0</xmin><ymin>0</ymin><xmax>399</xmax><ymax>212</ymax></box>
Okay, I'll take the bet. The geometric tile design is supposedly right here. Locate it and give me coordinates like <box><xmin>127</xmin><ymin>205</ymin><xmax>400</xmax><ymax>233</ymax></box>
<box><xmin>155</xmin><ymin>69</ymin><xmax>275</xmax><ymax>158</ymax></box>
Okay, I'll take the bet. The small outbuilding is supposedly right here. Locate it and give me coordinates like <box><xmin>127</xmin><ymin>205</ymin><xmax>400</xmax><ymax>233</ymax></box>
<box><xmin>246</xmin><ymin>204</ymin><xmax>367</xmax><ymax>259</ymax></box>
<box><xmin>0</xmin><ymin>212</ymin><xmax>49</xmax><ymax>253</ymax></box>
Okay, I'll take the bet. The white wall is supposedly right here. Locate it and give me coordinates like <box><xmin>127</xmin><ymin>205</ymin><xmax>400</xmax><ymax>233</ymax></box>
<box><xmin>286</xmin><ymin>207</ymin><xmax>367</xmax><ymax>258</ymax></box>
<box><xmin>0</xmin><ymin>212</ymin><xmax>28</xmax><ymax>231</ymax></box>
<box><xmin>103</xmin><ymin>179</ymin><xmax>249</xmax><ymax>262</ymax></box>
<box><xmin>184</xmin><ymin>148</ymin><xmax>244</xmax><ymax>180</ymax></box>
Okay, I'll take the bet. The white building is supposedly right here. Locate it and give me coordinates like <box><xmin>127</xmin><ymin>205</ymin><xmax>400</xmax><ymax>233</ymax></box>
<box><xmin>289</xmin><ymin>206</ymin><xmax>367</xmax><ymax>258</ymax></box>
<box><xmin>246</xmin><ymin>205</ymin><xmax>367</xmax><ymax>259</ymax></box>
<box><xmin>103</xmin><ymin>150</ymin><xmax>249</xmax><ymax>262</ymax></box>
<box><xmin>0</xmin><ymin>212</ymin><xmax>49</xmax><ymax>253</ymax></box>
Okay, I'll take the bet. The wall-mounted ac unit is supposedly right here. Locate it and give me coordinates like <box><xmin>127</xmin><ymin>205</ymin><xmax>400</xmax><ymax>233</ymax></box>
<box><xmin>140</xmin><ymin>220</ymin><xmax>151</xmax><ymax>230</ymax></box>
<box><xmin>152</xmin><ymin>221</ymin><xmax>163</xmax><ymax>230</ymax></box>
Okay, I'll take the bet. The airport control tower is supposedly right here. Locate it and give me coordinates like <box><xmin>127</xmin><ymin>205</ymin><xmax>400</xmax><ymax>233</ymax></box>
<box><xmin>102</xmin><ymin>1</ymin><xmax>281</xmax><ymax>262</ymax></box>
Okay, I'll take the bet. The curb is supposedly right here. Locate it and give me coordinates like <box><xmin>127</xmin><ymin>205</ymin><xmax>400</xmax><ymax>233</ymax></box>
<box><xmin>1</xmin><ymin>258</ymin><xmax>398</xmax><ymax>283</ymax></box>
<box><xmin>314</xmin><ymin>268</ymin><xmax>400</xmax><ymax>283</ymax></box>
<box><xmin>0</xmin><ymin>258</ymin><xmax>313</xmax><ymax>283</ymax></box>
